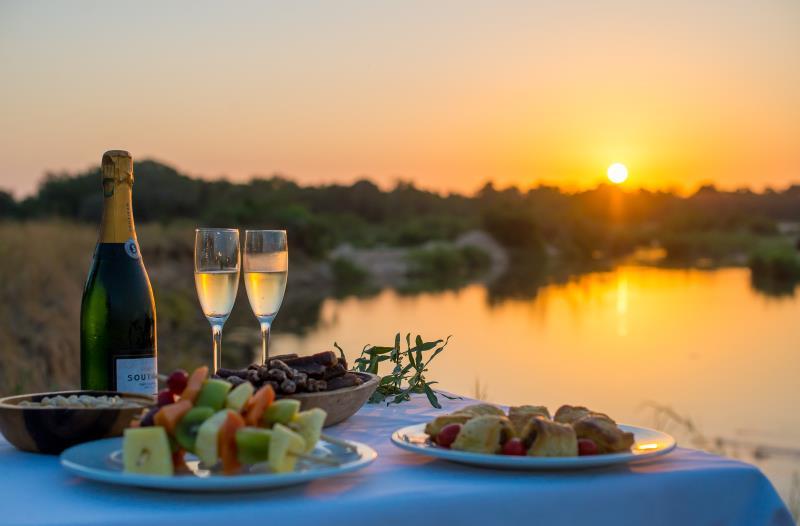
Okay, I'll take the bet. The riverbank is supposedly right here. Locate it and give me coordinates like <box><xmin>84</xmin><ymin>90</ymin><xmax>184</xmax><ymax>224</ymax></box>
<box><xmin>3</xmin><ymin>220</ymin><xmax>800</xmax><ymax>396</ymax></box>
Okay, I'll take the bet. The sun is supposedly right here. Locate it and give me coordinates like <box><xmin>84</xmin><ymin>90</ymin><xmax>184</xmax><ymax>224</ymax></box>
<box><xmin>607</xmin><ymin>163</ymin><xmax>628</xmax><ymax>184</ymax></box>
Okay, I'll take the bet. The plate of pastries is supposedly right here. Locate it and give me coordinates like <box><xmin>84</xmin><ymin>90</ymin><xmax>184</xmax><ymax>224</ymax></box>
<box><xmin>391</xmin><ymin>403</ymin><xmax>676</xmax><ymax>469</ymax></box>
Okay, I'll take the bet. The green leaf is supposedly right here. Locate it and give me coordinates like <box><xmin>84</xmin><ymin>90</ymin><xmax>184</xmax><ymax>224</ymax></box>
<box><xmin>333</xmin><ymin>342</ymin><xmax>346</xmax><ymax>362</ymax></box>
<box><xmin>365</xmin><ymin>346</ymin><xmax>394</xmax><ymax>355</ymax></box>
<box><xmin>423</xmin><ymin>383</ymin><xmax>442</xmax><ymax>409</ymax></box>
<box><xmin>368</xmin><ymin>391</ymin><xmax>387</xmax><ymax>404</ymax></box>
<box><xmin>424</xmin><ymin>336</ymin><xmax>452</xmax><ymax>366</ymax></box>
<box><xmin>388</xmin><ymin>391</ymin><xmax>410</xmax><ymax>406</ymax></box>
<box><xmin>405</xmin><ymin>346</ymin><xmax>417</xmax><ymax>369</ymax></box>
<box><xmin>347</xmin><ymin>331</ymin><xmax>452</xmax><ymax>409</ymax></box>
<box><xmin>391</xmin><ymin>333</ymin><xmax>401</xmax><ymax>361</ymax></box>
<box><xmin>367</xmin><ymin>355</ymin><xmax>380</xmax><ymax>374</ymax></box>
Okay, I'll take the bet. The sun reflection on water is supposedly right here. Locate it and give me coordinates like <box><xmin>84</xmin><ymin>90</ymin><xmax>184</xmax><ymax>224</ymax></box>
<box><xmin>616</xmin><ymin>273</ymin><xmax>628</xmax><ymax>336</ymax></box>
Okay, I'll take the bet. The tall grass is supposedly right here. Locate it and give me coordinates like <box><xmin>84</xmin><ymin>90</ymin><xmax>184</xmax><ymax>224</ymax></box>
<box><xmin>0</xmin><ymin>220</ymin><xmax>211</xmax><ymax>393</ymax></box>
<box><xmin>0</xmin><ymin>221</ymin><xmax>95</xmax><ymax>392</ymax></box>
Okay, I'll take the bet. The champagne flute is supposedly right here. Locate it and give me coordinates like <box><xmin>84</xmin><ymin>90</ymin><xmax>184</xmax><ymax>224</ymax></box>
<box><xmin>243</xmin><ymin>230</ymin><xmax>288</xmax><ymax>364</ymax></box>
<box><xmin>194</xmin><ymin>228</ymin><xmax>240</xmax><ymax>372</ymax></box>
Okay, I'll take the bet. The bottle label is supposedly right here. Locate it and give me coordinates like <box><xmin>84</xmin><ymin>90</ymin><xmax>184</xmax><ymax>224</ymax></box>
<box><xmin>124</xmin><ymin>238</ymin><xmax>140</xmax><ymax>259</ymax></box>
<box><xmin>115</xmin><ymin>356</ymin><xmax>157</xmax><ymax>395</ymax></box>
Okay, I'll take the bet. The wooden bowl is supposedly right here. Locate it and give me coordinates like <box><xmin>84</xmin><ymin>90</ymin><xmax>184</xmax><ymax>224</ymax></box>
<box><xmin>281</xmin><ymin>372</ymin><xmax>379</xmax><ymax>427</ymax></box>
<box><xmin>0</xmin><ymin>390</ymin><xmax>153</xmax><ymax>454</ymax></box>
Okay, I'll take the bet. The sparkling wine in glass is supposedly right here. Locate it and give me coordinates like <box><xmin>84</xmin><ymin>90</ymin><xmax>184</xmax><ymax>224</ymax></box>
<box><xmin>244</xmin><ymin>230</ymin><xmax>288</xmax><ymax>364</ymax></box>
<box><xmin>194</xmin><ymin>228</ymin><xmax>240</xmax><ymax>372</ymax></box>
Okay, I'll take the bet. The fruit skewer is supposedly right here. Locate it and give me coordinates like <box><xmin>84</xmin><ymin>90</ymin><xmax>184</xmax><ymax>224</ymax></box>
<box><xmin>157</xmin><ymin>373</ymin><xmax>358</xmax><ymax>457</ymax></box>
<box><xmin>124</xmin><ymin>367</ymin><xmax>330</xmax><ymax>476</ymax></box>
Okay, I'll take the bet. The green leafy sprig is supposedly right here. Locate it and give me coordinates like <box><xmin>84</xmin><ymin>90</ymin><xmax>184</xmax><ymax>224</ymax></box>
<box><xmin>336</xmin><ymin>333</ymin><xmax>458</xmax><ymax>409</ymax></box>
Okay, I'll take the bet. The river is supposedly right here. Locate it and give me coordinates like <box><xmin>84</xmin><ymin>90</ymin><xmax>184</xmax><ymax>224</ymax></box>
<box><xmin>265</xmin><ymin>265</ymin><xmax>798</xmax><ymax>510</ymax></box>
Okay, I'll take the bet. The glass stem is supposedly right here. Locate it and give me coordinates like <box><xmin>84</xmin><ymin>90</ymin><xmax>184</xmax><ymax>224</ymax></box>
<box><xmin>260</xmin><ymin>320</ymin><xmax>272</xmax><ymax>365</ymax></box>
<box><xmin>211</xmin><ymin>323</ymin><xmax>223</xmax><ymax>373</ymax></box>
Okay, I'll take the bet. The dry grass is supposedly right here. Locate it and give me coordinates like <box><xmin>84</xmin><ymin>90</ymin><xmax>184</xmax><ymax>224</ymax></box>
<box><xmin>0</xmin><ymin>220</ymin><xmax>286</xmax><ymax>394</ymax></box>
<box><xmin>0</xmin><ymin>220</ymin><xmax>207</xmax><ymax>393</ymax></box>
<box><xmin>472</xmin><ymin>377</ymin><xmax>489</xmax><ymax>401</ymax></box>
<box><xmin>0</xmin><ymin>221</ymin><xmax>96</xmax><ymax>392</ymax></box>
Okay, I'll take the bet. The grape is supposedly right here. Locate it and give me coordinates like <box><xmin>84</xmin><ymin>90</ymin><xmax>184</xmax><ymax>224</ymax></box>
<box><xmin>166</xmin><ymin>369</ymin><xmax>189</xmax><ymax>395</ymax></box>
<box><xmin>501</xmin><ymin>438</ymin><xmax>525</xmax><ymax>456</ymax></box>
<box><xmin>578</xmin><ymin>438</ymin><xmax>598</xmax><ymax>456</ymax></box>
<box><xmin>139</xmin><ymin>406</ymin><xmax>159</xmax><ymax>427</ymax></box>
<box><xmin>435</xmin><ymin>423</ymin><xmax>462</xmax><ymax>448</ymax></box>
<box><xmin>157</xmin><ymin>389</ymin><xmax>175</xmax><ymax>407</ymax></box>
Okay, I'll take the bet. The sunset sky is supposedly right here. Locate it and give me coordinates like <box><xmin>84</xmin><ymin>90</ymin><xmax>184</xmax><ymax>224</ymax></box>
<box><xmin>1</xmin><ymin>0</ymin><xmax>798</xmax><ymax>196</ymax></box>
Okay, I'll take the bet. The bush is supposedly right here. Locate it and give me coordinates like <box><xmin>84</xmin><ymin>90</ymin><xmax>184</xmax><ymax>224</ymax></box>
<box><xmin>0</xmin><ymin>191</ymin><xmax>18</xmax><ymax>218</ymax></box>
<box><xmin>330</xmin><ymin>256</ymin><xmax>369</xmax><ymax>285</ymax></box>
<box><xmin>661</xmin><ymin>231</ymin><xmax>764</xmax><ymax>262</ymax></box>
<box><xmin>748</xmin><ymin>245</ymin><xmax>800</xmax><ymax>281</ymax></box>
<box><xmin>481</xmin><ymin>206</ymin><xmax>545</xmax><ymax>255</ymax></box>
<box><xmin>406</xmin><ymin>245</ymin><xmax>491</xmax><ymax>279</ymax></box>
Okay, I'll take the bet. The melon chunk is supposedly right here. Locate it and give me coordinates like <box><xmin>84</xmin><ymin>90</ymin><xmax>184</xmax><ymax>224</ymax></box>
<box><xmin>291</xmin><ymin>408</ymin><xmax>326</xmax><ymax>453</ymax></box>
<box><xmin>236</xmin><ymin>427</ymin><xmax>272</xmax><ymax>464</ymax></box>
<box><xmin>195</xmin><ymin>379</ymin><xmax>232</xmax><ymax>411</ymax></box>
<box><xmin>123</xmin><ymin>426</ymin><xmax>174</xmax><ymax>476</ymax></box>
<box><xmin>194</xmin><ymin>410</ymin><xmax>231</xmax><ymax>467</ymax></box>
<box><xmin>268</xmin><ymin>423</ymin><xmax>306</xmax><ymax>473</ymax></box>
<box><xmin>263</xmin><ymin>399</ymin><xmax>301</xmax><ymax>426</ymax></box>
<box><xmin>225</xmin><ymin>382</ymin><xmax>254</xmax><ymax>412</ymax></box>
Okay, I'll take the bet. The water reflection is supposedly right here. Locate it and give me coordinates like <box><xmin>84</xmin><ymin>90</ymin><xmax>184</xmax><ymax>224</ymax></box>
<box><xmin>615</xmin><ymin>274</ymin><xmax>628</xmax><ymax>337</ymax></box>
<box><xmin>155</xmin><ymin>263</ymin><xmax>800</xmax><ymax>507</ymax></box>
<box><xmin>750</xmin><ymin>273</ymin><xmax>798</xmax><ymax>298</ymax></box>
<box><xmin>268</xmin><ymin>266</ymin><xmax>799</xmax><ymax>507</ymax></box>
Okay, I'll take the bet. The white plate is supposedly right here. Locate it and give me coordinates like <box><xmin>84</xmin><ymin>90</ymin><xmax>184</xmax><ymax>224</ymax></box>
<box><xmin>61</xmin><ymin>436</ymin><xmax>376</xmax><ymax>491</ymax></box>
<box><xmin>391</xmin><ymin>423</ymin><xmax>676</xmax><ymax>469</ymax></box>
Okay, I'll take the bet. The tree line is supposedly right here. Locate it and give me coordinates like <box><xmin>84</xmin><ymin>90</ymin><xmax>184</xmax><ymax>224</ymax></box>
<box><xmin>2</xmin><ymin>159</ymin><xmax>799</xmax><ymax>260</ymax></box>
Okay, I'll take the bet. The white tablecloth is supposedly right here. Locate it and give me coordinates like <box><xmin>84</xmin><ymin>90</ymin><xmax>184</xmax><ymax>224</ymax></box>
<box><xmin>0</xmin><ymin>395</ymin><xmax>793</xmax><ymax>526</ymax></box>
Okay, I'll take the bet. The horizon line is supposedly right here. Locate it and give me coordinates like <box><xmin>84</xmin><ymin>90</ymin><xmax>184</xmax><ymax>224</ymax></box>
<box><xmin>6</xmin><ymin>155</ymin><xmax>800</xmax><ymax>200</ymax></box>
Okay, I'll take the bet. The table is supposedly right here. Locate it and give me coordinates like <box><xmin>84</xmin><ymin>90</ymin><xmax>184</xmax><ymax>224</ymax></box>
<box><xmin>0</xmin><ymin>395</ymin><xmax>793</xmax><ymax>526</ymax></box>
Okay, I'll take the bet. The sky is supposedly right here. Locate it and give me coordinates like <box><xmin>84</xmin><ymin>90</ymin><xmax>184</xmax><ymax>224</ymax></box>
<box><xmin>1</xmin><ymin>0</ymin><xmax>799</xmax><ymax>196</ymax></box>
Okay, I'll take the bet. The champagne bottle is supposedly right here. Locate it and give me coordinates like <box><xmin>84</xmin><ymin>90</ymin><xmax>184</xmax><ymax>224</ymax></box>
<box><xmin>80</xmin><ymin>150</ymin><xmax>157</xmax><ymax>394</ymax></box>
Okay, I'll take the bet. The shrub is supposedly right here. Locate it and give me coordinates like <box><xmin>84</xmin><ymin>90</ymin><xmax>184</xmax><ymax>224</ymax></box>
<box><xmin>748</xmin><ymin>245</ymin><xmax>800</xmax><ymax>282</ymax></box>
<box><xmin>406</xmin><ymin>245</ymin><xmax>491</xmax><ymax>279</ymax></box>
<box><xmin>330</xmin><ymin>256</ymin><xmax>369</xmax><ymax>285</ymax></box>
<box><xmin>481</xmin><ymin>206</ymin><xmax>544</xmax><ymax>252</ymax></box>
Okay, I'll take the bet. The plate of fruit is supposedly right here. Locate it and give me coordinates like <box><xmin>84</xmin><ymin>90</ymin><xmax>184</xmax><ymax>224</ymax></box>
<box><xmin>59</xmin><ymin>366</ymin><xmax>377</xmax><ymax>491</ymax></box>
<box><xmin>391</xmin><ymin>403</ymin><xmax>676</xmax><ymax>470</ymax></box>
